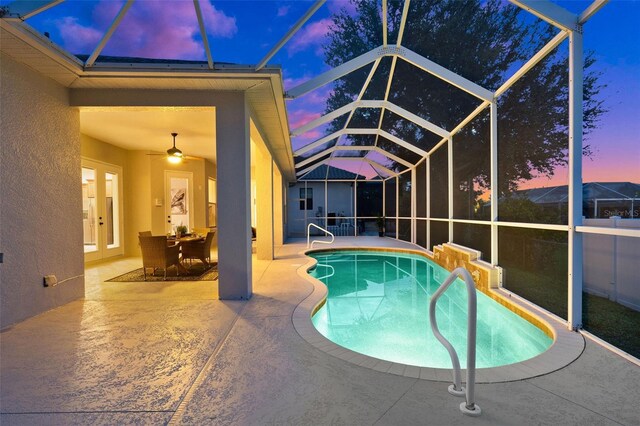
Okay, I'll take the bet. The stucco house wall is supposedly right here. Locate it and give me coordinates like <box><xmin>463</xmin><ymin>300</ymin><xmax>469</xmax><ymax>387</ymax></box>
<box><xmin>0</xmin><ymin>53</ymin><xmax>84</xmax><ymax>328</ymax></box>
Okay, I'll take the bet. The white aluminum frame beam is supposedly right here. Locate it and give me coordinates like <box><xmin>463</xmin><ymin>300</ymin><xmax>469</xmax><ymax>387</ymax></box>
<box><xmin>384</xmin><ymin>101</ymin><xmax>449</xmax><ymax>138</ymax></box>
<box><xmin>326</xmin><ymin>57</ymin><xmax>382</xmax><ymax>173</ymax></box>
<box><xmin>286</xmin><ymin>47</ymin><xmax>383</xmax><ymax>99</ymax></box>
<box><xmin>256</xmin><ymin>0</ymin><xmax>326</xmax><ymax>71</ymax></box>
<box><xmin>378</xmin><ymin>129</ymin><xmax>429</xmax><ymax>157</ymax></box>
<box><xmin>286</xmin><ymin>45</ymin><xmax>493</xmax><ymax>102</ymax></box>
<box><xmin>297</xmin><ymin>159</ymin><xmax>329</xmax><ymax>178</ymax></box>
<box><xmin>509</xmin><ymin>0</ymin><xmax>578</xmax><ymax>32</ymax></box>
<box><xmin>382</xmin><ymin>0</ymin><xmax>388</xmax><ymax>46</ymax></box>
<box><xmin>397</xmin><ymin>0</ymin><xmax>411</xmax><ymax>45</ymax></box>
<box><xmin>4</xmin><ymin>0</ymin><xmax>63</xmax><ymax>19</ymax></box>
<box><xmin>296</xmin><ymin>145</ymin><xmax>413</xmax><ymax>170</ymax></box>
<box><xmin>193</xmin><ymin>0</ymin><xmax>214</xmax><ymax>69</ymax></box>
<box><xmin>362</xmin><ymin>158</ymin><xmax>396</xmax><ymax>177</ymax></box>
<box><xmin>291</xmin><ymin>103</ymin><xmax>358</xmax><ymax>137</ymax></box>
<box><xmin>567</xmin><ymin>30</ymin><xmax>584</xmax><ymax>330</ymax></box>
<box><xmin>428</xmin><ymin>101</ymin><xmax>490</xmax><ymax>156</ymax></box>
<box><xmin>85</xmin><ymin>0</ymin><xmax>134</xmax><ymax>68</ymax></box>
<box><xmin>294</xmin><ymin>128</ymin><xmax>378</xmax><ymax>156</ymax></box>
<box><xmin>291</xmin><ymin>100</ymin><xmax>448</xmax><ymax>139</ymax></box>
<box><xmin>579</xmin><ymin>0</ymin><xmax>608</xmax><ymax>24</ymax></box>
<box><xmin>399</xmin><ymin>47</ymin><xmax>493</xmax><ymax>101</ymax></box>
<box><xmin>296</xmin><ymin>156</ymin><xmax>395</xmax><ymax>178</ymax></box>
<box><xmin>496</xmin><ymin>30</ymin><xmax>568</xmax><ymax>97</ymax></box>
<box><xmin>490</xmin><ymin>102</ymin><xmax>498</xmax><ymax>266</ymax></box>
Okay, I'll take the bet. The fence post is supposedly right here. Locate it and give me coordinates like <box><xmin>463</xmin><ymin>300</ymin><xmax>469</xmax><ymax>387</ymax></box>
<box><xmin>610</xmin><ymin>216</ymin><xmax>619</xmax><ymax>302</ymax></box>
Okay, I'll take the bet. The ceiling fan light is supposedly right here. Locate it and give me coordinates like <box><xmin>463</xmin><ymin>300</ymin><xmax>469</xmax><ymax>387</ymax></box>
<box><xmin>166</xmin><ymin>147</ymin><xmax>183</xmax><ymax>157</ymax></box>
<box><xmin>167</xmin><ymin>155</ymin><xmax>182</xmax><ymax>164</ymax></box>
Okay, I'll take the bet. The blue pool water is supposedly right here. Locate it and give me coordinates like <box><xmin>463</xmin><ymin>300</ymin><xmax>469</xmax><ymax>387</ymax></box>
<box><xmin>309</xmin><ymin>250</ymin><xmax>552</xmax><ymax>368</ymax></box>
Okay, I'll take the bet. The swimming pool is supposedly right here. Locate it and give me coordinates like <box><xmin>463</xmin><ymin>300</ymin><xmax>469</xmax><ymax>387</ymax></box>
<box><xmin>309</xmin><ymin>250</ymin><xmax>553</xmax><ymax>369</ymax></box>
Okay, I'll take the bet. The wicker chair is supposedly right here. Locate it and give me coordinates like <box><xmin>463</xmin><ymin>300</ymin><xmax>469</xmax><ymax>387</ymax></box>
<box><xmin>139</xmin><ymin>235</ymin><xmax>181</xmax><ymax>280</ymax></box>
<box><xmin>138</xmin><ymin>231</ymin><xmax>152</xmax><ymax>237</ymax></box>
<box><xmin>181</xmin><ymin>231</ymin><xmax>215</xmax><ymax>268</ymax></box>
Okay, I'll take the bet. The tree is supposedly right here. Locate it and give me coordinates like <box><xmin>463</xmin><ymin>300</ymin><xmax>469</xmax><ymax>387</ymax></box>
<box><xmin>322</xmin><ymin>0</ymin><xmax>606</xmax><ymax>203</ymax></box>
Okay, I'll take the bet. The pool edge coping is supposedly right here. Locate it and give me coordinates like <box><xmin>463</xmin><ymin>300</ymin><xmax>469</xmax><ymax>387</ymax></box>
<box><xmin>292</xmin><ymin>245</ymin><xmax>585</xmax><ymax>384</ymax></box>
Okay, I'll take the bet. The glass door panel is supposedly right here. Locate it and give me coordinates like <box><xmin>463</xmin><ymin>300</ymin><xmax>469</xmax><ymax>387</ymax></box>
<box><xmin>105</xmin><ymin>172</ymin><xmax>120</xmax><ymax>249</ymax></box>
<box><xmin>165</xmin><ymin>171</ymin><xmax>194</xmax><ymax>235</ymax></box>
<box><xmin>82</xmin><ymin>167</ymin><xmax>98</xmax><ymax>254</ymax></box>
<box><xmin>82</xmin><ymin>160</ymin><xmax>124</xmax><ymax>262</ymax></box>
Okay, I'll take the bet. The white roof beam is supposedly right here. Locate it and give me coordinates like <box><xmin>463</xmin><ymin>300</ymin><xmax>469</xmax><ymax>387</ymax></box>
<box><xmin>382</xmin><ymin>0</ymin><xmax>388</xmax><ymax>46</ymax></box>
<box><xmin>396</xmin><ymin>0</ymin><xmax>411</xmax><ymax>46</ymax></box>
<box><xmin>399</xmin><ymin>47</ymin><xmax>493</xmax><ymax>101</ymax></box>
<box><xmin>495</xmin><ymin>30</ymin><xmax>568</xmax><ymax>97</ymax></box>
<box><xmin>193</xmin><ymin>0</ymin><xmax>214</xmax><ymax>69</ymax></box>
<box><xmin>294</xmin><ymin>130</ymin><xmax>344</xmax><ymax>156</ymax></box>
<box><xmin>428</xmin><ymin>101</ymin><xmax>490</xmax><ymax>155</ymax></box>
<box><xmin>327</xmin><ymin>57</ymin><xmax>381</xmax><ymax>169</ymax></box>
<box><xmin>296</xmin><ymin>147</ymin><xmax>336</xmax><ymax>169</ymax></box>
<box><xmin>3</xmin><ymin>0</ymin><xmax>63</xmax><ymax>19</ymax></box>
<box><xmin>287</xmin><ymin>45</ymin><xmax>493</xmax><ymax>102</ymax></box>
<box><xmin>292</xmin><ymin>99</ymin><xmax>447</xmax><ymax>139</ymax></box>
<box><xmin>294</xmin><ymin>128</ymin><xmax>378</xmax><ymax>156</ymax></box>
<box><xmin>297</xmin><ymin>160</ymin><xmax>329</xmax><ymax>177</ymax></box>
<box><xmin>378</xmin><ymin>129</ymin><xmax>428</xmax><ymax>157</ymax></box>
<box><xmin>509</xmin><ymin>0</ymin><xmax>578</xmax><ymax>32</ymax></box>
<box><xmin>578</xmin><ymin>0</ymin><xmax>608</xmax><ymax>24</ymax></box>
<box><xmin>373</xmin><ymin>55</ymin><xmax>398</xmax><ymax>148</ymax></box>
<box><xmin>256</xmin><ymin>0</ymin><xmax>326</xmax><ymax>71</ymax></box>
<box><xmin>383</xmin><ymin>101</ymin><xmax>449</xmax><ymax>138</ymax></box>
<box><xmin>290</xmin><ymin>103</ymin><xmax>355</xmax><ymax>137</ymax></box>
<box><xmin>296</xmin><ymin>140</ymin><xmax>413</xmax><ymax>171</ymax></box>
<box><xmin>364</xmin><ymin>158</ymin><xmax>398</xmax><ymax>176</ymax></box>
<box><xmin>374</xmin><ymin>147</ymin><xmax>413</xmax><ymax>168</ymax></box>
<box><xmin>286</xmin><ymin>47</ymin><xmax>385</xmax><ymax>99</ymax></box>
<box><xmin>85</xmin><ymin>0</ymin><xmax>133</xmax><ymax>68</ymax></box>
<box><xmin>329</xmin><ymin>156</ymin><xmax>397</xmax><ymax>174</ymax></box>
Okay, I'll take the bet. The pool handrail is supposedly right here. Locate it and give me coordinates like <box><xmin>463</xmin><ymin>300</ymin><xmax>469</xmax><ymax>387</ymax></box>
<box><xmin>307</xmin><ymin>223</ymin><xmax>335</xmax><ymax>249</ymax></box>
<box><xmin>314</xmin><ymin>263</ymin><xmax>335</xmax><ymax>280</ymax></box>
<box><xmin>429</xmin><ymin>267</ymin><xmax>481</xmax><ymax>417</ymax></box>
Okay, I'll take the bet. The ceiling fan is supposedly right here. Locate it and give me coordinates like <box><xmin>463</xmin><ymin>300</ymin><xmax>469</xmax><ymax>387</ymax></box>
<box><xmin>166</xmin><ymin>132</ymin><xmax>183</xmax><ymax>164</ymax></box>
<box><xmin>148</xmin><ymin>132</ymin><xmax>197</xmax><ymax>164</ymax></box>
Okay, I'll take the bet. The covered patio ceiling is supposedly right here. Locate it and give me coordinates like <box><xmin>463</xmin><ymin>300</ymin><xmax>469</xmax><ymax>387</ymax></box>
<box><xmin>0</xmin><ymin>0</ymin><xmax>607</xmax><ymax>182</ymax></box>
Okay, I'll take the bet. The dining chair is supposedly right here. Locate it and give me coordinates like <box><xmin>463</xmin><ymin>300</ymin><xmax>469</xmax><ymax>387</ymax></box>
<box><xmin>181</xmin><ymin>231</ymin><xmax>215</xmax><ymax>268</ymax></box>
<box><xmin>139</xmin><ymin>235</ymin><xmax>181</xmax><ymax>280</ymax></box>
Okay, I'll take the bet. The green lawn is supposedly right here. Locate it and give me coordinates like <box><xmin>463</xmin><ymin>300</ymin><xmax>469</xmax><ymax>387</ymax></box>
<box><xmin>503</xmin><ymin>267</ymin><xmax>640</xmax><ymax>359</ymax></box>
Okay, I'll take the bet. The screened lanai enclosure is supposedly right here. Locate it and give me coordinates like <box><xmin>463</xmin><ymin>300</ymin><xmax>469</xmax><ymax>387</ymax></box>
<box><xmin>284</xmin><ymin>0</ymin><xmax>639</xmax><ymax>352</ymax></box>
<box><xmin>2</xmin><ymin>0</ymin><xmax>637</xmax><ymax>357</ymax></box>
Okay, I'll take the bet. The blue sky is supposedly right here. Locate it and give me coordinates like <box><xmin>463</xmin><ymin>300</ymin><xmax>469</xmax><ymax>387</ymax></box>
<box><xmin>6</xmin><ymin>0</ymin><xmax>638</xmax><ymax>183</ymax></box>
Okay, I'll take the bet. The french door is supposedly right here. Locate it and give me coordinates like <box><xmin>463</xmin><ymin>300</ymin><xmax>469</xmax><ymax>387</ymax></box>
<box><xmin>165</xmin><ymin>171</ymin><xmax>194</xmax><ymax>234</ymax></box>
<box><xmin>82</xmin><ymin>159</ymin><xmax>124</xmax><ymax>262</ymax></box>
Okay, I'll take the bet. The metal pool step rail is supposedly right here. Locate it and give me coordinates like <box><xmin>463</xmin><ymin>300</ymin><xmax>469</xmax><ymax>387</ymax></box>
<box><xmin>307</xmin><ymin>223</ymin><xmax>335</xmax><ymax>249</ymax></box>
<box><xmin>429</xmin><ymin>267</ymin><xmax>481</xmax><ymax>417</ymax></box>
<box><xmin>314</xmin><ymin>264</ymin><xmax>335</xmax><ymax>280</ymax></box>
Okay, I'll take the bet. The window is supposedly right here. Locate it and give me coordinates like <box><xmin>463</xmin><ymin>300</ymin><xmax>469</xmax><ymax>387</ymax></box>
<box><xmin>299</xmin><ymin>187</ymin><xmax>313</xmax><ymax>210</ymax></box>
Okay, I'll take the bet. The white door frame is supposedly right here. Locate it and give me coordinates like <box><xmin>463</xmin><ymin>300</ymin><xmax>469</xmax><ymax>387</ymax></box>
<box><xmin>164</xmin><ymin>170</ymin><xmax>195</xmax><ymax>234</ymax></box>
<box><xmin>82</xmin><ymin>158</ymin><xmax>125</xmax><ymax>262</ymax></box>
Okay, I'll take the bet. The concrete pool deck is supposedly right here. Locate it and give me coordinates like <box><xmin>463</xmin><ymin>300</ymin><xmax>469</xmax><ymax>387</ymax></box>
<box><xmin>1</xmin><ymin>237</ymin><xmax>638</xmax><ymax>425</ymax></box>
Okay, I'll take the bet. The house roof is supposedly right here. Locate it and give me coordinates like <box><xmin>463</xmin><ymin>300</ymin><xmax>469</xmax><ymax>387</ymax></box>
<box><xmin>300</xmin><ymin>165</ymin><xmax>361</xmax><ymax>181</ymax></box>
<box><xmin>509</xmin><ymin>182</ymin><xmax>640</xmax><ymax>204</ymax></box>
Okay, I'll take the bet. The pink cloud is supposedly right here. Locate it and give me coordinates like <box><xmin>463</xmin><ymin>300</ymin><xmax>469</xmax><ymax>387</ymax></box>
<box><xmin>287</xmin><ymin>18</ymin><xmax>332</xmax><ymax>56</ymax></box>
<box><xmin>277</xmin><ymin>6</ymin><xmax>290</xmax><ymax>17</ymax></box>
<box><xmin>87</xmin><ymin>0</ymin><xmax>237</xmax><ymax>60</ymax></box>
<box><xmin>289</xmin><ymin>109</ymin><xmax>322</xmax><ymax>131</ymax></box>
<box><xmin>55</xmin><ymin>17</ymin><xmax>102</xmax><ymax>54</ymax></box>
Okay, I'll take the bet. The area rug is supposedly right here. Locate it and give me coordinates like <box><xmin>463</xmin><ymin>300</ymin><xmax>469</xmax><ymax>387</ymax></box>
<box><xmin>107</xmin><ymin>263</ymin><xmax>218</xmax><ymax>282</ymax></box>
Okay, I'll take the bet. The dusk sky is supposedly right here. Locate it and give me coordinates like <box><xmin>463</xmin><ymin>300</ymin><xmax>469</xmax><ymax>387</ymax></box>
<box><xmin>11</xmin><ymin>0</ymin><xmax>639</xmax><ymax>187</ymax></box>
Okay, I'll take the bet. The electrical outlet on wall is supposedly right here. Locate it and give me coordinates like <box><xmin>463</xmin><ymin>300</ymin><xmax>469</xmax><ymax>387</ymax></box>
<box><xmin>43</xmin><ymin>275</ymin><xmax>58</xmax><ymax>287</ymax></box>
